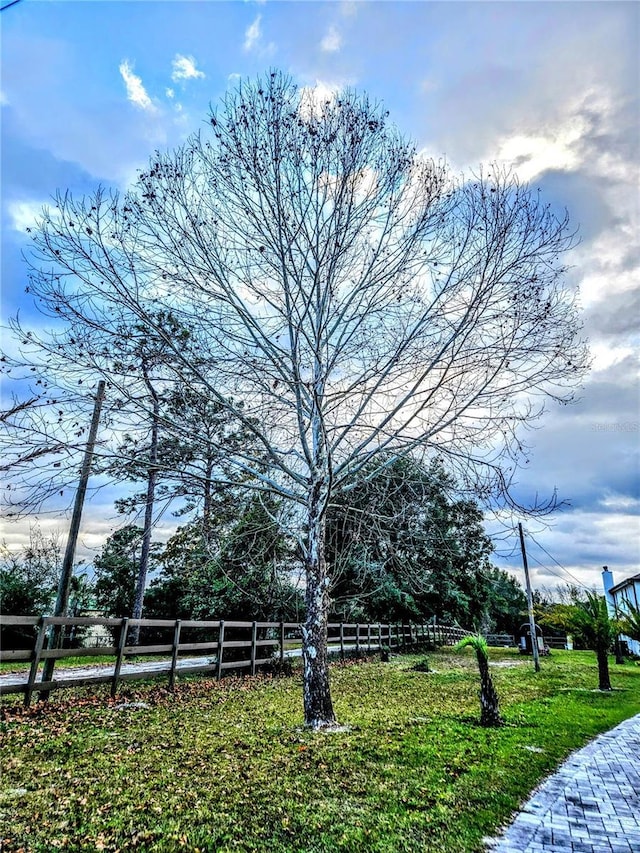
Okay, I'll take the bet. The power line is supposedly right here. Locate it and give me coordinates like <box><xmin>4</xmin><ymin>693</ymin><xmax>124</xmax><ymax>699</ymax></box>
<box><xmin>525</xmin><ymin>530</ymin><xmax>591</xmax><ymax>589</ymax></box>
<box><xmin>1</xmin><ymin>0</ymin><xmax>24</xmax><ymax>12</ymax></box>
<box><xmin>525</xmin><ymin>550</ymin><xmax>591</xmax><ymax>592</ymax></box>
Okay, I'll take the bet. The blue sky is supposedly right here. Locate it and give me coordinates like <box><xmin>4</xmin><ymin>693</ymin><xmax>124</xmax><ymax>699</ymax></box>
<box><xmin>1</xmin><ymin>0</ymin><xmax>639</xmax><ymax>594</ymax></box>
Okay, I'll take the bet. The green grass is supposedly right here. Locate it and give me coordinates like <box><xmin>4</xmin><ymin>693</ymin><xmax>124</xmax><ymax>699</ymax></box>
<box><xmin>0</xmin><ymin>654</ymin><xmax>187</xmax><ymax>673</ymax></box>
<box><xmin>1</xmin><ymin>648</ymin><xmax>639</xmax><ymax>852</ymax></box>
<box><xmin>0</xmin><ymin>644</ymin><xmax>306</xmax><ymax>672</ymax></box>
<box><xmin>1</xmin><ymin>656</ymin><xmax>112</xmax><ymax>672</ymax></box>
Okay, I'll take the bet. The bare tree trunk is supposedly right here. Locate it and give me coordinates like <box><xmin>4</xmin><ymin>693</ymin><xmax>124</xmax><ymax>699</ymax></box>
<box><xmin>476</xmin><ymin>648</ymin><xmax>503</xmax><ymax>727</ymax></box>
<box><xmin>129</xmin><ymin>369</ymin><xmax>159</xmax><ymax>647</ymax></box>
<box><xmin>302</xmin><ymin>481</ymin><xmax>336</xmax><ymax>729</ymax></box>
<box><xmin>596</xmin><ymin>645</ymin><xmax>612</xmax><ymax>691</ymax></box>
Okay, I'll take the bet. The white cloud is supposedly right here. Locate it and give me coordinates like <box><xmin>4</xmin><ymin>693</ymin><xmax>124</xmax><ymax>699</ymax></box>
<box><xmin>119</xmin><ymin>60</ymin><xmax>155</xmax><ymax>111</ymax></box>
<box><xmin>420</xmin><ymin>79</ymin><xmax>438</xmax><ymax>94</ymax></box>
<box><xmin>485</xmin><ymin>87</ymin><xmax>640</xmax><ymax>365</ymax></box>
<box><xmin>7</xmin><ymin>199</ymin><xmax>46</xmax><ymax>232</ymax></box>
<box><xmin>494</xmin><ymin>128</ymin><xmax>583</xmax><ymax>184</ymax></box>
<box><xmin>241</xmin><ymin>15</ymin><xmax>276</xmax><ymax>56</ymax></box>
<box><xmin>298</xmin><ymin>81</ymin><xmax>340</xmax><ymax>121</ymax></box>
<box><xmin>340</xmin><ymin>1</ymin><xmax>358</xmax><ymax>17</ymax></box>
<box><xmin>491</xmin><ymin>509</ymin><xmax>640</xmax><ymax>593</ymax></box>
<box><xmin>588</xmin><ymin>344</ymin><xmax>636</xmax><ymax>374</ymax></box>
<box><xmin>166</xmin><ymin>88</ymin><xmax>175</xmax><ymax>99</ymax></box>
<box><xmin>320</xmin><ymin>25</ymin><xmax>343</xmax><ymax>53</ymax></box>
<box><xmin>171</xmin><ymin>54</ymin><xmax>205</xmax><ymax>82</ymax></box>
<box><xmin>244</xmin><ymin>15</ymin><xmax>262</xmax><ymax>52</ymax></box>
<box><xmin>2</xmin><ymin>503</ymin><xmax>181</xmax><ymax>566</ymax></box>
<box><xmin>0</xmin><ymin>90</ymin><xmax>8</xmax><ymax>107</ymax></box>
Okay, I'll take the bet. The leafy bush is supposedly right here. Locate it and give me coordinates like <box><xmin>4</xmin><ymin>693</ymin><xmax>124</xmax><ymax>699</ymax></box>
<box><xmin>0</xmin><ymin>527</ymin><xmax>61</xmax><ymax>647</ymax></box>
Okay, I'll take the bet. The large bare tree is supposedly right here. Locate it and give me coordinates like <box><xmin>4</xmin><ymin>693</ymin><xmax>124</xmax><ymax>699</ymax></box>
<box><xmin>9</xmin><ymin>72</ymin><xmax>588</xmax><ymax>728</ymax></box>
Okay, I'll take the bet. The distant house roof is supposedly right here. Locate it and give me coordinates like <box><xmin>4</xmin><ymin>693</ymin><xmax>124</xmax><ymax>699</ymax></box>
<box><xmin>609</xmin><ymin>572</ymin><xmax>640</xmax><ymax>595</ymax></box>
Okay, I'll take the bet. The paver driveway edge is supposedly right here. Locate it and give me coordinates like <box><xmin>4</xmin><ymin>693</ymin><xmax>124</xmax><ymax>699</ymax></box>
<box><xmin>485</xmin><ymin>712</ymin><xmax>640</xmax><ymax>853</ymax></box>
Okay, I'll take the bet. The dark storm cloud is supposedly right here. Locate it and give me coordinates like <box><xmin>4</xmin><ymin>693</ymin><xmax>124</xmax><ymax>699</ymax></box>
<box><xmin>535</xmin><ymin>169</ymin><xmax>613</xmax><ymax>243</ymax></box>
<box><xmin>570</xmin><ymin>90</ymin><xmax>640</xmax><ymax>166</ymax></box>
<box><xmin>505</xmin><ymin>357</ymin><xmax>639</xmax><ymax>515</ymax></box>
<box><xmin>587</xmin><ymin>288</ymin><xmax>640</xmax><ymax>337</ymax></box>
<box><xmin>1</xmin><ymin>114</ymin><xmax>111</xmax><ymax>319</ymax></box>
<box><xmin>1</xmin><ymin>108</ymin><xmax>106</xmax><ymax>197</ymax></box>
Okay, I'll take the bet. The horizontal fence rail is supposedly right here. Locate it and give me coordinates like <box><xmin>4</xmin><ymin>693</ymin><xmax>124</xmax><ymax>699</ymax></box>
<box><xmin>0</xmin><ymin>615</ymin><xmax>471</xmax><ymax>707</ymax></box>
<box><xmin>484</xmin><ymin>633</ymin><xmax>569</xmax><ymax>650</ymax></box>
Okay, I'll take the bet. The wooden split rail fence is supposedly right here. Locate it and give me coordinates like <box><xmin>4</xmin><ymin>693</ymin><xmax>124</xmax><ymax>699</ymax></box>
<box><xmin>0</xmin><ymin>615</ymin><xmax>470</xmax><ymax>707</ymax></box>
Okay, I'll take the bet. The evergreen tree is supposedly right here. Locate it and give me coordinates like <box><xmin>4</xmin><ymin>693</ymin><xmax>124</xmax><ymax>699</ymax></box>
<box><xmin>482</xmin><ymin>567</ymin><xmax>527</xmax><ymax>634</ymax></box>
<box><xmin>93</xmin><ymin>526</ymin><xmax>160</xmax><ymax>622</ymax></box>
<box><xmin>145</xmin><ymin>496</ymin><xmax>302</xmax><ymax>622</ymax></box>
<box><xmin>326</xmin><ymin>457</ymin><xmax>503</xmax><ymax>627</ymax></box>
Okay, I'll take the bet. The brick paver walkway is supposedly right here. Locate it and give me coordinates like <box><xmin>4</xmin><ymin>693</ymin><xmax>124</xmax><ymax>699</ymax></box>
<box><xmin>486</xmin><ymin>713</ymin><xmax>640</xmax><ymax>853</ymax></box>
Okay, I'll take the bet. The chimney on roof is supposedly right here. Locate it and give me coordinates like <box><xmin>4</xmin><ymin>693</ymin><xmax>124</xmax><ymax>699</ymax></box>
<box><xmin>602</xmin><ymin>566</ymin><xmax>615</xmax><ymax>617</ymax></box>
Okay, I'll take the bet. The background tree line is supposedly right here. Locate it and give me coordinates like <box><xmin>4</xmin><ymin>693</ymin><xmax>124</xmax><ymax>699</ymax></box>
<box><xmin>2</xmin><ymin>455</ymin><xmax>528</xmax><ymax>639</ymax></box>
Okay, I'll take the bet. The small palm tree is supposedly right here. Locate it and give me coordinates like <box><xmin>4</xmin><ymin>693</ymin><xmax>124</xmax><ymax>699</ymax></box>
<box><xmin>619</xmin><ymin>601</ymin><xmax>640</xmax><ymax>644</ymax></box>
<box><xmin>454</xmin><ymin>634</ymin><xmax>503</xmax><ymax>727</ymax></box>
<box><xmin>569</xmin><ymin>592</ymin><xmax>615</xmax><ymax>691</ymax></box>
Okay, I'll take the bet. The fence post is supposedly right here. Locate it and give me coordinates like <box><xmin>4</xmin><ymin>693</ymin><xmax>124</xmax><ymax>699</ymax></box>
<box><xmin>279</xmin><ymin>622</ymin><xmax>285</xmax><ymax>665</ymax></box>
<box><xmin>217</xmin><ymin>621</ymin><xmax>225</xmax><ymax>680</ymax></box>
<box><xmin>367</xmin><ymin>623</ymin><xmax>372</xmax><ymax>654</ymax></box>
<box><xmin>169</xmin><ymin>619</ymin><xmax>182</xmax><ymax>691</ymax></box>
<box><xmin>111</xmin><ymin>617</ymin><xmax>129</xmax><ymax>699</ymax></box>
<box><xmin>340</xmin><ymin>623</ymin><xmax>345</xmax><ymax>659</ymax></box>
<box><xmin>355</xmin><ymin>623</ymin><xmax>360</xmax><ymax>657</ymax></box>
<box><xmin>25</xmin><ymin>617</ymin><xmax>48</xmax><ymax>708</ymax></box>
<box><xmin>250</xmin><ymin>621</ymin><xmax>257</xmax><ymax>676</ymax></box>
<box><xmin>378</xmin><ymin>623</ymin><xmax>382</xmax><ymax>651</ymax></box>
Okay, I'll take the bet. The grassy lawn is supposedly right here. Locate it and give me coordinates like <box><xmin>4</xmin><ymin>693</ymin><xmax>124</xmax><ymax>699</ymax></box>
<box><xmin>0</xmin><ymin>643</ymin><xmax>302</xmax><ymax>673</ymax></box>
<box><xmin>1</xmin><ymin>648</ymin><xmax>639</xmax><ymax>852</ymax></box>
<box><xmin>0</xmin><ymin>655</ymin><xmax>183</xmax><ymax>673</ymax></box>
<box><xmin>1</xmin><ymin>657</ymin><xmax>114</xmax><ymax>673</ymax></box>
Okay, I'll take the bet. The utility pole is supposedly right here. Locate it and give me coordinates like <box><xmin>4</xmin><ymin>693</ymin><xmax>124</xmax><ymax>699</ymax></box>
<box><xmin>518</xmin><ymin>522</ymin><xmax>540</xmax><ymax>672</ymax></box>
<box><xmin>40</xmin><ymin>380</ymin><xmax>106</xmax><ymax>696</ymax></box>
